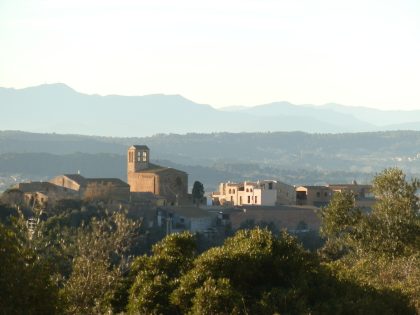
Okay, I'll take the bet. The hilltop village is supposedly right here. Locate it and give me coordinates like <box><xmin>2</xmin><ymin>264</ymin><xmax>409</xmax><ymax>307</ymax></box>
<box><xmin>2</xmin><ymin>145</ymin><xmax>375</xmax><ymax>235</ymax></box>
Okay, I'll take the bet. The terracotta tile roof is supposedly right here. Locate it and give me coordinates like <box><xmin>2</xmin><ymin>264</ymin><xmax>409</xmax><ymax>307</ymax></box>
<box><xmin>63</xmin><ymin>174</ymin><xmax>87</xmax><ymax>185</ymax></box>
<box><xmin>59</xmin><ymin>174</ymin><xmax>129</xmax><ymax>187</ymax></box>
<box><xmin>137</xmin><ymin>163</ymin><xmax>187</xmax><ymax>174</ymax></box>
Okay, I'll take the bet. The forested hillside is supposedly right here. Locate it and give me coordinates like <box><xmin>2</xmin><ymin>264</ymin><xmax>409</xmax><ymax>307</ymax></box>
<box><xmin>2</xmin><ymin>130</ymin><xmax>420</xmax><ymax>191</ymax></box>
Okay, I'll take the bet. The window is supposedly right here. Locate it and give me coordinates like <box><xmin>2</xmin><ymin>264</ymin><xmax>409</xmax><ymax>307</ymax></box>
<box><xmin>268</xmin><ymin>183</ymin><xmax>273</xmax><ymax>190</ymax></box>
<box><xmin>142</xmin><ymin>151</ymin><xmax>147</xmax><ymax>162</ymax></box>
<box><xmin>324</xmin><ymin>192</ymin><xmax>328</xmax><ymax>197</ymax></box>
<box><xmin>229</xmin><ymin>189</ymin><xmax>232</xmax><ymax>194</ymax></box>
<box><xmin>316</xmin><ymin>192</ymin><xmax>321</xmax><ymax>198</ymax></box>
<box><xmin>248</xmin><ymin>196</ymin><xmax>251</xmax><ymax>203</ymax></box>
<box><xmin>246</xmin><ymin>188</ymin><xmax>249</xmax><ymax>192</ymax></box>
<box><xmin>233</xmin><ymin>189</ymin><xmax>235</xmax><ymax>193</ymax></box>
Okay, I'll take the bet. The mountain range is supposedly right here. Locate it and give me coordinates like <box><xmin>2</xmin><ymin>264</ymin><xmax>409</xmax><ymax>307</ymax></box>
<box><xmin>1</xmin><ymin>83</ymin><xmax>419</xmax><ymax>136</ymax></box>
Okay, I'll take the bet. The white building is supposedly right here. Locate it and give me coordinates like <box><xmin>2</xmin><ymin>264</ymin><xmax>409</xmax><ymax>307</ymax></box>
<box><xmin>212</xmin><ymin>180</ymin><xmax>295</xmax><ymax>206</ymax></box>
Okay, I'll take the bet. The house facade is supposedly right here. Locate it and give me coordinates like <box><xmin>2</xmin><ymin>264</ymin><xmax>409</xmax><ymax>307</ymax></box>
<box><xmin>296</xmin><ymin>182</ymin><xmax>374</xmax><ymax>208</ymax></box>
<box><xmin>295</xmin><ymin>185</ymin><xmax>332</xmax><ymax>207</ymax></box>
<box><xmin>212</xmin><ymin>180</ymin><xmax>295</xmax><ymax>206</ymax></box>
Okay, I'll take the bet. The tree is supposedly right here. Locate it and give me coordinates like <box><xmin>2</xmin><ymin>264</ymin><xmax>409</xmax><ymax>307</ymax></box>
<box><xmin>319</xmin><ymin>191</ymin><xmax>362</xmax><ymax>259</ymax></box>
<box><xmin>128</xmin><ymin>232</ymin><xmax>197</xmax><ymax>314</ymax></box>
<box><xmin>319</xmin><ymin>168</ymin><xmax>420</xmax><ymax>312</ymax></box>
<box><xmin>366</xmin><ymin>168</ymin><xmax>420</xmax><ymax>256</ymax></box>
<box><xmin>60</xmin><ymin>211</ymin><xmax>141</xmax><ymax>314</ymax></box>
<box><xmin>192</xmin><ymin>181</ymin><xmax>204</xmax><ymax>206</ymax></box>
<box><xmin>320</xmin><ymin>168</ymin><xmax>420</xmax><ymax>258</ymax></box>
<box><xmin>0</xmin><ymin>222</ymin><xmax>60</xmax><ymax>314</ymax></box>
<box><xmin>171</xmin><ymin>228</ymin><xmax>415</xmax><ymax>314</ymax></box>
<box><xmin>189</xmin><ymin>277</ymin><xmax>242</xmax><ymax>315</ymax></box>
<box><xmin>171</xmin><ymin>228</ymin><xmax>319</xmax><ymax>314</ymax></box>
<box><xmin>0</xmin><ymin>188</ymin><xmax>25</xmax><ymax>208</ymax></box>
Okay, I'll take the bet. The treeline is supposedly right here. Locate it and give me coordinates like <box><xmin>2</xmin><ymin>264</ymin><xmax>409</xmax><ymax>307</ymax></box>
<box><xmin>0</xmin><ymin>131</ymin><xmax>420</xmax><ymax>190</ymax></box>
<box><xmin>3</xmin><ymin>130</ymin><xmax>420</xmax><ymax>189</ymax></box>
<box><xmin>0</xmin><ymin>168</ymin><xmax>419</xmax><ymax>314</ymax></box>
<box><xmin>0</xmin><ymin>151</ymin><xmax>377</xmax><ymax>189</ymax></box>
<box><xmin>2</xmin><ymin>130</ymin><xmax>420</xmax><ymax>167</ymax></box>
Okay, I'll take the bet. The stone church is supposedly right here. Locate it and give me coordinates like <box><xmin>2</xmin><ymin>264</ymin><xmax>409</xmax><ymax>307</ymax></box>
<box><xmin>127</xmin><ymin>145</ymin><xmax>188</xmax><ymax>204</ymax></box>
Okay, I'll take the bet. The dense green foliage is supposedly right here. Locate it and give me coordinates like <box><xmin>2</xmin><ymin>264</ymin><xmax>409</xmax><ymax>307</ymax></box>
<box><xmin>0</xmin><ymin>221</ymin><xmax>59</xmax><ymax>314</ymax></box>
<box><xmin>128</xmin><ymin>228</ymin><xmax>414</xmax><ymax>314</ymax></box>
<box><xmin>320</xmin><ymin>168</ymin><xmax>420</xmax><ymax>311</ymax></box>
<box><xmin>0</xmin><ymin>203</ymin><xmax>143</xmax><ymax>314</ymax></box>
<box><xmin>59</xmin><ymin>212</ymin><xmax>141</xmax><ymax>314</ymax></box>
<box><xmin>0</xmin><ymin>167</ymin><xmax>419</xmax><ymax>313</ymax></box>
<box><xmin>128</xmin><ymin>232</ymin><xmax>197</xmax><ymax>314</ymax></box>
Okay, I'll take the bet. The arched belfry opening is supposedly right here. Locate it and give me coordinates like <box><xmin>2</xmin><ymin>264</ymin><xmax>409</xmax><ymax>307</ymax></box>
<box><xmin>128</xmin><ymin>145</ymin><xmax>150</xmax><ymax>173</ymax></box>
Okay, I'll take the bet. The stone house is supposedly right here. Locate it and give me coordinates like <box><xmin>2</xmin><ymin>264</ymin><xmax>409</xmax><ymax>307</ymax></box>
<box><xmin>14</xmin><ymin>181</ymin><xmax>78</xmax><ymax>207</ymax></box>
<box><xmin>296</xmin><ymin>182</ymin><xmax>374</xmax><ymax>208</ymax></box>
<box><xmin>295</xmin><ymin>185</ymin><xmax>332</xmax><ymax>207</ymax></box>
<box><xmin>49</xmin><ymin>174</ymin><xmax>130</xmax><ymax>202</ymax></box>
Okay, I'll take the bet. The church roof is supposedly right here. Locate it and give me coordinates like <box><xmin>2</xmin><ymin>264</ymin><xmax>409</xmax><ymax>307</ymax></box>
<box><xmin>136</xmin><ymin>163</ymin><xmax>187</xmax><ymax>175</ymax></box>
<box><xmin>59</xmin><ymin>174</ymin><xmax>129</xmax><ymax>187</ymax></box>
<box><xmin>63</xmin><ymin>174</ymin><xmax>87</xmax><ymax>185</ymax></box>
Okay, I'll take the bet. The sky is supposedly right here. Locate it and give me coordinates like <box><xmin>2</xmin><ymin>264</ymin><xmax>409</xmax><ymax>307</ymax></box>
<box><xmin>0</xmin><ymin>0</ymin><xmax>419</xmax><ymax>110</ymax></box>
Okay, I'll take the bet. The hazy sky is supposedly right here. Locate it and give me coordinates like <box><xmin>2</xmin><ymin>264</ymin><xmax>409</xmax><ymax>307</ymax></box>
<box><xmin>0</xmin><ymin>0</ymin><xmax>419</xmax><ymax>110</ymax></box>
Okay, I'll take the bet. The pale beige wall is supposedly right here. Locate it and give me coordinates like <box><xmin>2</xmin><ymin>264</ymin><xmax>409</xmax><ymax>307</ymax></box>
<box><xmin>128</xmin><ymin>172</ymin><xmax>157</xmax><ymax>193</ymax></box>
<box><xmin>49</xmin><ymin>176</ymin><xmax>81</xmax><ymax>192</ymax></box>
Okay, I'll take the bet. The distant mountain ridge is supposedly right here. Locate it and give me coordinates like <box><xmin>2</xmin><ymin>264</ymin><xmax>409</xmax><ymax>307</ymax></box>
<box><xmin>1</xmin><ymin>83</ymin><xmax>419</xmax><ymax>136</ymax></box>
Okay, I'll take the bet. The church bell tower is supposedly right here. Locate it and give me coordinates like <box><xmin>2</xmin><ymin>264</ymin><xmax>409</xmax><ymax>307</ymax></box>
<box><xmin>127</xmin><ymin>145</ymin><xmax>150</xmax><ymax>173</ymax></box>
